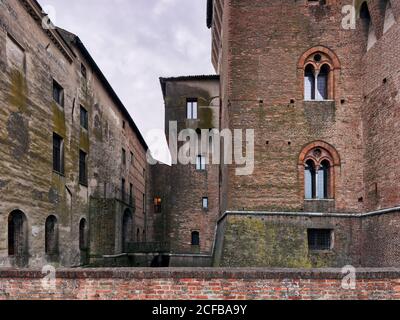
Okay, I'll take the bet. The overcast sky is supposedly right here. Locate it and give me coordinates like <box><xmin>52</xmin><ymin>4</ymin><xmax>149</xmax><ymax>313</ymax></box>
<box><xmin>39</xmin><ymin>0</ymin><xmax>215</xmax><ymax>162</ymax></box>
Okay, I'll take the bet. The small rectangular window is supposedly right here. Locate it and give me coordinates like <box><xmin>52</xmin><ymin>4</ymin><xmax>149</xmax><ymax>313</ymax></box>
<box><xmin>53</xmin><ymin>133</ymin><xmax>64</xmax><ymax>175</ymax></box>
<box><xmin>187</xmin><ymin>98</ymin><xmax>198</xmax><ymax>120</ymax></box>
<box><xmin>202</xmin><ymin>197</ymin><xmax>209</xmax><ymax>210</ymax></box>
<box><xmin>80</xmin><ymin>105</ymin><xmax>88</xmax><ymax>130</ymax></box>
<box><xmin>143</xmin><ymin>194</ymin><xmax>146</xmax><ymax>214</ymax></box>
<box><xmin>129</xmin><ymin>183</ymin><xmax>133</xmax><ymax>205</ymax></box>
<box><xmin>122</xmin><ymin>120</ymin><xmax>126</xmax><ymax>129</ymax></box>
<box><xmin>53</xmin><ymin>79</ymin><xmax>64</xmax><ymax>107</ymax></box>
<box><xmin>196</xmin><ymin>155</ymin><xmax>206</xmax><ymax>171</ymax></box>
<box><xmin>79</xmin><ymin>150</ymin><xmax>87</xmax><ymax>186</ymax></box>
<box><xmin>154</xmin><ymin>197</ymin><xmax>162</xmax><ymax>213</ymax></box>
<box><xmin>122</xmin><ymin>148</ymin><xmax>126</xmax><ymax>166</ymax></box>
<box><xmin>130</xmin><ymin>151</ymin><xmax>134</xmax><ymax>166</ymax></box>
<box><xmin>308</xmin><ymin>229</ymin><xmax>332</xmax><ymax>251</ymax></box>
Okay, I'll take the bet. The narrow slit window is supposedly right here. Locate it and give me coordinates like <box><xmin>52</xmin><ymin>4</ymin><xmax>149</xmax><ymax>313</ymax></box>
<box><xmin>80</xmin><ymin>106</ymin><xmax>88</xmax><ymax>130</ymax></box>
<box><xmin>79</xmin><ymin>150</ymin><xmax>88</xmax><ymax>186</ymax></box>
<box><xmin>53</xmin><ymin>133</ymin><xmax>64</xmax><ymax>175</ymax></box>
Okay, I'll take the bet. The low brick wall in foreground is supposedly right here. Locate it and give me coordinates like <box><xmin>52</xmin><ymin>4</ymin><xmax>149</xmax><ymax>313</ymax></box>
<box><xmin>0</xmin><ymin>268</ymin><xmax>400</xmax><ymax>300</ymax></box>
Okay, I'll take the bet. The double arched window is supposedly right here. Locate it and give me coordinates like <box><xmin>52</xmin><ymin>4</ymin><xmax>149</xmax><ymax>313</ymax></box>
<box><xmin>299</xmin><ymin>46</ymin><xmax>340</xmax><ymax>101</ymax></box>
<box><xmin>299</xmin><ymin>142</ymin><xmax>340</xmax><ymax>200</ymax></box>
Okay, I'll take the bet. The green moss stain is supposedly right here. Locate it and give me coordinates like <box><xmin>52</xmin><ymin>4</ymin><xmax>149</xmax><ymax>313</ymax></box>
<box><xmin>199</xmin><ymin>107</ymin><xmax>214</xmax><ymax>129</ymax></box>
<box><xmin>80</xmin><ymin>130</ymin><xmax>90</xmax><ymax>152</ymax></box>
<box><xmin>9</xmin><ymin>70</ymin><xmax>28</xmax><ymax>112</ymax></box>
<box><xmin>52</xmin><ymin>102</ymin><xmax>66</xmax><ymax>137</ymax></box>
<box><xmin>220</xmin><ymin>216</ymin><xmax>318</xmax><ymax>268</ymax></box>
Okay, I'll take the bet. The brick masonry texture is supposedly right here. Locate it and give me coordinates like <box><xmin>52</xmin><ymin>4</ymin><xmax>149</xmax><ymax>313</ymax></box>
<box><xmin>1</xmin><ymin>268</ymin><xmax>400</xmax><ymax>300</ymax></box>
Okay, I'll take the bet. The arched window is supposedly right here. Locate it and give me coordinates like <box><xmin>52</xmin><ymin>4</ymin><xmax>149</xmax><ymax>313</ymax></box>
<box><xmin>122</xmin><ymin>209</ymin><xmax>133</xmax><ymax>252</ymax></box>
<box><xmin>79</xmin><ymin>218</ymin><xmax>88</xmax><ymax>251</ymax></box>
<box><xmin>8</xmin><ymin>210</ymin><xmax>28</xmax><ymax>258</ymax></box>
<box><xmin>305</xmin><ymin>160</ymin><xmax>316</xmax><ymax>199</ymax></box>
<box><xmin>304</xmin><ymin>64</ymin><xmax>315</xmax><ymax>100</ymax></box>
<box><xmin>317</xmin><ymin>64</ymin><xmax>330</xmax><ymax>100</ymax></box>
<box><xmin>191</xmin><ymin>231</ymin><xmax>200</xmax><ymax>246</ymax></box>
<box><xmin>45</xmin><ymin>215</ymin><xmax>58</xmax><ymax>256</ymax></box>
<box><xmin>299</xmin><ymin>142</ymin><xmax>340</xmax><ymax>200</ymax></box>
<box><xmin>299</xmin><ymin>47</ymin><xmax>340</xmax><ymax>101</ymax></box>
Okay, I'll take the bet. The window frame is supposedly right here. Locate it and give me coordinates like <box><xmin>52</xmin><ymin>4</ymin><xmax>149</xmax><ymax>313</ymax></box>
<box><xmin>202</xmin><ymin>197</ymin><xmax>209</xmax><ymax>211</ymax></box>
<box><xmin>79</xmin><ymin>149</ymin><xmax>88</xmax><ymax>186</ymax></box>
<box><xmin>191</xmin><ymin>231</ymin><xmax>200</xmax><ymax>246</ymax></box>
<box><xmin>307</xmin><ymin>229</ymin><xmax>333</xmax><ymax>251</ymax></box>
<box><xmin>196</xmin><ymin>155</ymin><xmax>206</xmax><ymax>171</ymax></box>
<box><xmin>80</xmin><ymin>105</ymin><xmax>89</xmax><ymax>130</ymax></box>
<box><xmin>52</xmin><ymin>79</ymin><xmax>64</xmax><ymax>107</ymax></box>
<box><xmin>53</xmin><ymin>133</ymin><xmax>64</xmax><ymax>175</ymax></box>
<box><xmin>154</xmin><ymin>197</ymin><xmax>162</xmax><ymax>213</ymax></box>
<box><xmin>186</xmin><ymin>98</ymin><xmax>198</xmax><ymax>120</ymax></box>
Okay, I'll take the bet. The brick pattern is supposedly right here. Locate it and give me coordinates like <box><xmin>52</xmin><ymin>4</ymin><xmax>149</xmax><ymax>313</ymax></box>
<box><xmin>0</xmin><ymin>269</ymin><xmax>400</xmax><ymax>300</ymax></box>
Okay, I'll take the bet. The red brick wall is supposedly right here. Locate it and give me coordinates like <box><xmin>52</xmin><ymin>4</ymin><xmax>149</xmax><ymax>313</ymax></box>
<box><xmin>0</xmin><ymin>269</ymin><xmax>400</xmax><ymax>300</ymax></box>
<box><xmin>214</xmin><ymin>0</ymin><xmax>366</xmax><ymax>214</ymax></box>
<box><xmin>361</xmin><ymin>0</ymin><xmax>400</xmax><ymax>211</ymax></box>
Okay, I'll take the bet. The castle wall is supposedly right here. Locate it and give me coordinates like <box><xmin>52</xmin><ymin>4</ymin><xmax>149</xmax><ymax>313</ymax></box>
<box><xmin>0</xmin><ymin>0</ymin><xmax>151</xmax><ymax>268</ymax></box>
<box><xmin>361</xmin><ymin>0</ymin><xmax>400</xmax><ymax>211</ymax></box>
<box><xmin>152</xmin><ymin>77</ymin><xmax>220</xmax><ymax>261</ymax></box>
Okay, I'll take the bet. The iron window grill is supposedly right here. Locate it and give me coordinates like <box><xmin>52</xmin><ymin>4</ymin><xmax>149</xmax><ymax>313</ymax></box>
<box><xmin>308</xmin><ymin>229</ymin><xmax>332</xmax><ymax>251</ymax></box>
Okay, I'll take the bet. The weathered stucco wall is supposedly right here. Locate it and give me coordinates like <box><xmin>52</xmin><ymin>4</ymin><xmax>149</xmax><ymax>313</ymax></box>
<box><xmin>0</xmin><ymin>0</ymin><xmax>151</xmax><ymax>268</ymax></box>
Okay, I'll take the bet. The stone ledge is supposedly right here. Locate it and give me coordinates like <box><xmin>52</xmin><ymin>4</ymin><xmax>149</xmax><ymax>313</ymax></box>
<box><xmin>1</xmin><ymin>268</ymin><xmax>400</xmax><ymax>280</ymax></box>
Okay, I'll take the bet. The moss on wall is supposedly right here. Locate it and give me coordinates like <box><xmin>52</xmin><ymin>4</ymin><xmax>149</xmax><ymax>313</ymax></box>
<box><xmin>218</xmin><ymin>215</ymin><xmax>341</xmax><ymax>268</ymax></box>
<box><xmin>9</xmin><ymin>70</ymin><xmax>27</xmax><ymax>113</ymax></box>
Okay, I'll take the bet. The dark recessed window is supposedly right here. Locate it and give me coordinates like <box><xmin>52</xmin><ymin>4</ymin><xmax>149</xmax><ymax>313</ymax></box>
<box><xmin>308</xmin><ymin>229</ymin><xmax>332</xmax><ymax>251</ymax></box>
<box><xmin>130</xmin><ymin>151</ymin><xmax>134</xmax><ymax>166</ymax></box>
<box><xmin>80</xmin><ymin>105</ymin><xmax>88</xmax><ymax>130</ymax></box>
<box><xmin>122</xmin><ymin>120</ymin><xmax>126</xmax><ymax>129</ymax></box>
<box><xmin>191</xmin><ymin>231</ymin><xmax>200</xmax><ymax>246</ymax></box>
<box><xmin>154</xmin><ymin>197</ymin><xmax>162</xmax><ymax>213</ymax></box>
<box><xmin>79</xmin><ymin>150</ymin><xmax>88</xmax><ymax>186</ymax></box>
<box><xmin>53</xmin><ymin>133</ymin><xmax>64</xmax><ymax>175</ymax></box>
<box><xmin>129</xmin><ymin>183</ymin><xmax>133</xmax><ymax>206</ymax></box>
<box><xmin>45</xmin><ymin>215</ymin><xmax>58</xmax><ymax>256</ymax></box>
<box><xmin>52</xmin><ymin>79</ymin><xmax>64</xmax><ymax>107</ymax></box>
<box><xmin>81</xmin><ymin>63</ymin><xmax>87</xmax><ymax>80</ymax></box>
<box><xmin>122</xmin><ymin>148</ymin><xmax>126</xmax><ymax>166</ymax></box>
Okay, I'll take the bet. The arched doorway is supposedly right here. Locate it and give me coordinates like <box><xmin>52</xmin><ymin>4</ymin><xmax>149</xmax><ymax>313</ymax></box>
<box><xmin>79</xmin><ymin>218</ymin><xmax>89</xmax><ymax>265</ymax></box>
<box><xmin>122</xmin><ymin>209</ymin><xmax>133</xmax><ymax>252</ymax></box>
<box><xmin>8</xmin><ymin>210</ymin><xmax>28</xmax><ymax>267</ymax></box>
<box><xmin>45</xmin><ymin>215</ymin><xmax>59</xmax><ymax>260</ymax></box>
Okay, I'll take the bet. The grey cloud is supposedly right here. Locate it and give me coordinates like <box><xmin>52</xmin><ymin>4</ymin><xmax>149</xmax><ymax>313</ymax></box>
<box><xmin>39</xmin><ymin>0</ymin><xmax>214</xmax><ymax>161</ymax></box>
